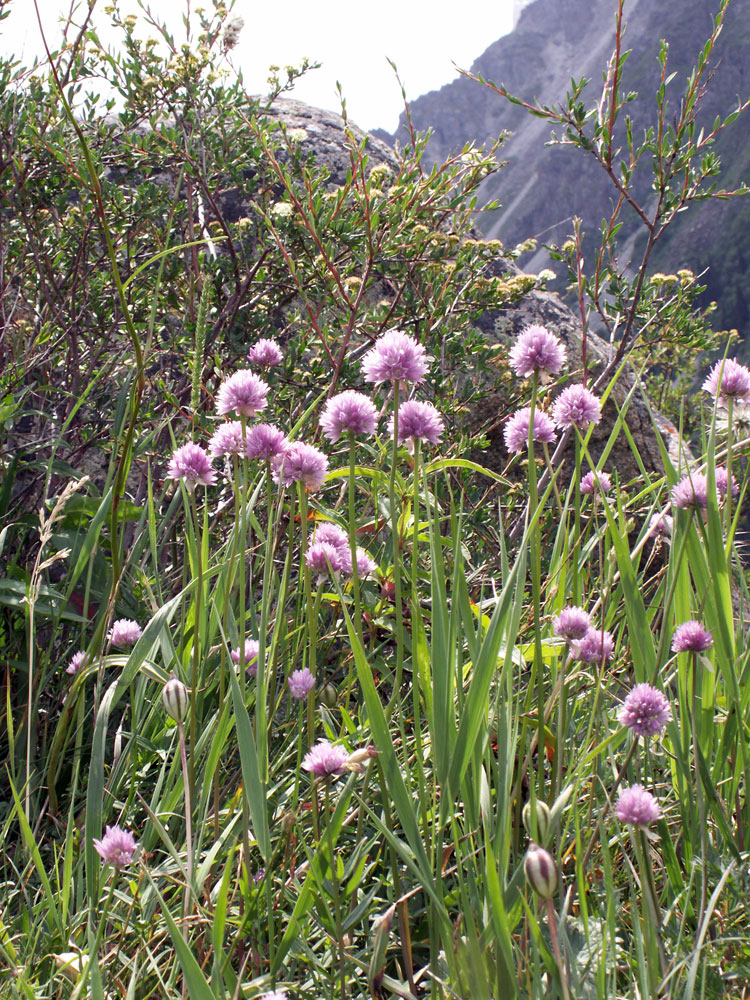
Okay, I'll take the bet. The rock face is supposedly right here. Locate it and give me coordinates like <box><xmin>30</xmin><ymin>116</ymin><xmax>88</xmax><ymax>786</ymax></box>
<box><xmin>374</xmin><ymin>0</ymin><xmax>750</xmax><ymax>341</ymax></box>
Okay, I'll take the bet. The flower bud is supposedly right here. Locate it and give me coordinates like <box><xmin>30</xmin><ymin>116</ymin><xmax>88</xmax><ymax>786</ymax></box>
<box><xmin>522</xmin><ymin>800</ymin><xmax>551</xmax><ymax>844</ymax></box>
<box><xmin>162</xmin><ymin>675</ymin><xmax>189</xmax><ymax>723</ymax></box>
<box><xmin>524</xmin><ymin>842</ymin><xmax>558</xmax><ymax>899</ymax></box>
<box><xmin>319</xmin><ymin>682</ymin><xmax>337</xmax><ymax>708</ymax></box>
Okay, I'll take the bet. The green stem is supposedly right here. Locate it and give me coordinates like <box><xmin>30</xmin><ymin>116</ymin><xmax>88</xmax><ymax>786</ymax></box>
<box><xmin>387</xmin><ymin>383</ymin><xmax>406</xmax><ymax>716</ymax></box>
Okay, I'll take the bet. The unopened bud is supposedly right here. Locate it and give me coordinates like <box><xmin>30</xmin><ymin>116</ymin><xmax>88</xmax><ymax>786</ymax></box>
<box><xmin>346</xmin><ymin>745</ymin><xmax>378</xmax><ymax>773</ymax></box>
<box><xmin>162</xmin><ymin>674</ymin><xmax>189</xmax><ymax>723</ymax></box>
<box><xmin>524</xmin><ymin>842</ymin><xmax>558</xmax><ymax>899</ymax></box>
<box><xmin>522</xmin><ymin>800</ymin><xmax>551</xmax><ymax>844</ymax></box>
<box><xmin>319</xmin><ymin>682</ymin><xmax>337</xmax><ymax>708</ymax></box>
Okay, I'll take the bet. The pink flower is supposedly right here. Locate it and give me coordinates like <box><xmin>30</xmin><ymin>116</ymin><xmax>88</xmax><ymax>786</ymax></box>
<box><xmin>306</xmin><ymin>540</ymin><xmax>345</xmax><ymax>576</ymax></box>
<box><xmin>503</xmin><ymin>407</ymin><xmax>557</xmax><ymax>453</ymax></box>
<box><xmin>671</xmin><ymin>620</ymin><xmax>713</xmax><ymax>653</ymax></box>
<box><xmin>572</xmin><ymin>626</ymin><xmax>615</xmax><ymax>663</ymax></box>
<box><xmin>231</xmin><ymin>639</ymin><xmax>260</xmax><ymax>676</ymax></box>
<box><xmin>313</xmin><ymin>523</ymin><xmax>350</xmax><ymax>550</ymax></box>
<box><xmin>509</xmin><ymin>325</ymin><xmax>566</xmax><ymax>382</ymax></box>
<box><xmin>552</xmin><ymin>384</ymin><xmax>602</xmax><ymax>429</ymax></box>
<box><xmin>288</xmin><ymin>667</ymin><xmax>315</xmax><ymax>700</ymax></box>
<box><xmin>580</xmin><ymin>470</ymin><xmax>612</xmax><ymax>495</ymax></box>
<box><xmin>702</xmin><ymin>358</ymin><xmax>750</xmax><ymax>406</ymax></box>
<box><xmin>272</xmin><ymin>441</ymin><xmax>329</xmax><ymax>491</ymax></box>
<box><xmin>320</xmin><ymin>391</ymin><xmax>378</xmax><ymax>442</ymax></box>
<box><xmin>302</xmin><ymin>740</ymin><xmax>350</xmax><ymax>778</ymax></box>
<box><xmin>66</xmin><ymin>650</ymin><xmax>89</xmax><ymax>675</ymax></box>
<box><xmin>245</xmin><ymin>423</ymin><xmax>288</xmax><ymax>461</ymax></box>
<box><xmin>671</xmin><ymin>472</ymin><xmax>708</xmax><ymax>510</ymax></box>
<box><xmin>615</xmin><ymin>785</ymin><xmax>661</xmax><ymax>827</ymax></box>
<box><xmin>108</xmin><ymin>619</ymin><xmax>142</xmax><ymax>648</ymax></box>
<box><xmin>715</xmin><ymin>466</ymin><xmax>739</xmax><ymax>498</ymax></box>
<box><xmin>361</xmin><ymin>330</ymin><xmax>428</xmax><ymax>386</ymax></box>
<box><xmin>618</xmin><ymin>683</ymin><xmax>672</xmax><ymax>737</ymax></box>
<box><xmin>647</xmin><ymin>512</ymin><xmax>673</xmax><ymax>539</ymax></box>
<box><xmin>552</xmin><ymin>606</ymin><xmax>591</xmax><ymax>641</ymax></box>
<box><xmin>216</xmin><ymin>370</ymin><xmax>270</xmax><ymax>417</ymax></box>
<box><xmin>208</xmin><ymin>421</ymin><xmax>246</xmax><ymax>458</ymax></box>
<box><xmin>353</xmin><ymin>548</ymin><xmax>377</xmax><ymax>577</ymax></box>
<box><xmin>93</xmin><ymin>824</ymin><xmax>138</xmax><ymax>867</ymax></box>
<box><xmin>167</xmin><ymin>443</ymin><xmax>217</xmax><ymax>489</ymax></box>
<box><xmin>389</xmin><ymin>400</ymin><xmax>444</xmax><ymax>449</ymax></box>
<box><xmin>247</xmin><ymin>338</ymin><xmax>283</xmax><ymax>369</ymax></box>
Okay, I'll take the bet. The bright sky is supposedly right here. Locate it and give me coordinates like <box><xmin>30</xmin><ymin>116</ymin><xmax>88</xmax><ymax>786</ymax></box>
<box><xmin>0</xmin><ymin>0</ymin><xmax>518</xmax><ymax>132</ymax></box>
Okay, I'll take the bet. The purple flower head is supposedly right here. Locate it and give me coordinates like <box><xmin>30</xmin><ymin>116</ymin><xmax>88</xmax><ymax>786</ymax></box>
<box><xmin>647</xmin><ymin>512</ymin><xmax>673</xmax><ymax>539</ymax></box>
<box><xmin>93</xmin><ymin>825</ymin><xmax>138</xmax><ymax>867</ymax></box>
<box><xmin>320</xmin><ymin>391</ymin><xmax>378</xmax><ymax>443</ymax></box>
<box><xmin>247</xmin><ymin>338</ymin><xmax>283</xmax><ymax>369</ymax></box>
<box><xmin>361</xmin><ymin>329</ymin><xmax>428</xmax><ymax>386</ymax></box>
<box><xmin>108</xmin><ymin>619</ymin><xmax>142</xmax><ymax>648</ymax></box>
<box><xmin>572</xmin><ymin>626</ymin><xmax>615</xmax><ymax>663</ymax></box>
<box><xmin>702</xmin><ymin>358</ymin><xmax>750</xmax><ymax>406</ymax></box>
<box><xmin>231</xmin><ymin>638</ymin><xmax>260</xmax><ymax>676</ymax></box>
<box><xmin>552</xmin><ymin>606</ymin><xmax>591</xmax><ymax>641</ymax></box>
<box><xmin>715</xmin><ymin>466</ymin><xmax>739</xmax><ymax>498</ymax></box>
<box><xmin>615</xmin><ymin>785</ymin><xmax>661</xmax><ymax>827</ymax></box>
<box><xmin>259</xmin><ymin>992</ymin><xmax>288</xmax><ymax>1000</ymax></box>
<box><xmin>389</xmin><ymin>400</ymin><xmax>445</xmax><ymax>449</ymax></box>
<box><xmin>354</xmin><ymin>548</ymin><xmax>378</xmax><ymax>577</ymax></box>
<box><xmin>671</xmin><ymin>620</ymin><xmax>713</xmax><ymax>654</ymax></box>
<box><xmin>503</xmin><ymin>407</ymin><xmax>557</xmax><ymax>453</ymax></box>
<box><xmin>167</xmin><ymin>443</ymin><xmax>217</xmax><ymax>490</ymax></box>
<box><xmin>66</xmin><ymin>650</ymin><xmax>89</xmax><ymax>676</ymax></box>
<box><xmin>245</xmin><ymin>423</ymin><xmax>288</xmax><ymax>461</ymax></box>
<box><xmin>552</xmin><ymin>384</ymin><xmax>602</xmax><ymax>430</ymax></box>
<box><xmin>208</xmin><ymin>421</ymin><xmax>246</xmax><ymax>458</ymax></box>
<box><xmin>671</xmin><ymin>472</ymin><xmax>708</xmax><ymax>510</ymax></box>
<box><xmin>313</xmin><ymin>522</ymin><xmax>350</xmax><ymax>550</ymax></box>
<box><xmin>618</xmin><ymin>683</ymin><xmax>672</xmax><ymax>737</ymax></box>
<box><xmin>509</xmin><ymin>325</ymin><xmax>566</xmax><ymax>382</ymax></box>
<box><xmin>288</xmin><ymin>667</ymin><xmax>315</xmax><ymax>700</ymax></box>
<box><xmin>580</xmin><ymin>470</ymin><xmax>612</xmax><ymax>496</ymax></box>
<box><xmin>306</xmin><ymin>540</ymin><xmax>345</xmax><ymax>576</ymax></box>
<box><xmin>272</xmin><ymin>441</ymin><xmax>329</xmax><ymax>491</ymax></box>
<box><xmin>216</xmin><ymin>370</ymin><xmax>270</xmax><ymax>418</ymax></box>
<box><xmin>302</xmin><ymin>740</ymin><xmax>350</xmax><ymax>778</ymax></box>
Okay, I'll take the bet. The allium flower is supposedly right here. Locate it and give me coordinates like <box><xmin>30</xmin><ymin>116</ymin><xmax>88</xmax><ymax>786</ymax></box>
<box><xmin>246</xmin><ymin>338</ymin><xmax>283</xmax><ymax>369</ymax></box>
<box><xmin>389</xmin><ymin>400</ymin><xmax>445</xmax><ymax>448</ymax></box>
<box><xmin>361</xmin><ymin>329</ymin><xmax>428</xmax><ymax>386</ymax></box>
<box><xmin>702</xmin><ymin>357</ymin><xmax>750</xmax><ymax>406</ymax></box>
<box><xmin>552</xmin><ymin>606</ymin><xmax>591</xmax><ymax>641</ymax></box>
<box><xmin>288</xmin><ymin>667</ymin><xmax>315</xmax><ymax>700</ymax></box>
<box><xmin>272</xmin><ymin>441</ymin><xmax>329</xmax><ymax>491</ymax></box>
<box><xmin>647</xmin><ymin>512</ymin><xmax>673</xmax><ymax>539</ymax></box>
<box><xmin>313</xmin><ymin>523</ymin><xmax>350</xmax><ymax>550</ymax></box>
<box><xmin>320</xmin><ymin>390</ymin><xmax>378</xmax><ymax>442</ymax></box>
<box><xmin>671</xmin><ymin>620</ymin><xmax>713</xmax><ymax>653</ymax></box>
<box><xmin>618</xmin><ymin>683</ymin><xmax>672</xmax><ymax>737</ymax></box>
<box><xmin>216</xmin><ymin>370</ymin><xmax>270</xmax><ymax>417</ymax></box>
<box><xmin>306</xmin><ymin>540</ymin><xmax>345</xmax><ymax>575</ymax></box>
<box><xmin>108</xmin><ymin>619</ymin><xmax>142</xmax><ymax>648</ymax></box>
<box><xmin>259</xmin><ymin>991</ymin><xmax>287</xmax><ymax>1000</ymax></box>
<box><xmin>524</xmin><ymin>842</ymin><xmax>558</xmax><ymax>898</ymax></box>
<box><xmin>354</xmin><ymin>548</ymin><xmax>378</xmax><ymax>577</ymax></box>
<box><xmin>509</xmin><ymin>325</ymin><xmax>566</xmax><ymax>382</ymax></box>
<box><xmin>231</xmin><ymin>639</ymin><xmax>260</xmax><ymax>676</ymax></box>
<box><xmin>167</xmin><ymin>443</ymin><xmax>217</xmax><ymax>489</ymax></box>
<box><xmin>503</xmin><ymin>407</ymin><xmax>557</xmax><ymax>453</ymax></box>
<box><xmin>93</xmin><ymin>825</ymin><xmax>138</xmax><ymax>867</ymax></box>
<box><xmin>208</xmin><ymin>421</ymin><xmax>246</xmax><ymax>458</ymax></box>
<box><xmin>572</xmin><ymin>626</ymin><xmax>615</xmax><ymax>663</ymax></box>
<box><xmin>552</xmin><ymin>384</ymin><xmax>602</xmax><ymax>430</ymax></box>
<box><xmin>580</xmin><ymin>470</ymin><xmax>612</xmax><ymax>495</ymax></box>
<box><xmin>671</xmin><ymin>472</ymin><xmax>708</xmax><ymax>510</ymax></box>
<box><xmin>615</xmin><ymin>785</ymin><xmax>661</xmax><ymax>827</ymax></box>
<box><xmin>302</xmin><ymin>740</ymin><xmax>350</xmax><ymax>778</ymax></box>
<box><xmin>66</xmin><ymin>650</ymin><xmax>89</xmax><ymax>675</ymax></box>
<box><xmin>245</xmin><ymin>423</ymin><xmax>288</xmax><ymax>461</ymax></box>
<box><xmin>715</xmin><ymin>466</ymin><xmax>739</xmax><ymax>498</ymax></box>
<box><xmin>718</xmin><ymin>401</ymin><xmax>750</xmax><ymax>436</ymax></box>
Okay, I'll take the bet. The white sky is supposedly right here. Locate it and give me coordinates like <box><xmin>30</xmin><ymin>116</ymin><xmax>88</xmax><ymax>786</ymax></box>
<box><xmin>0</xmin><ymin>0</ymin><xmax>517</xmax><ymax>132</ymax></box>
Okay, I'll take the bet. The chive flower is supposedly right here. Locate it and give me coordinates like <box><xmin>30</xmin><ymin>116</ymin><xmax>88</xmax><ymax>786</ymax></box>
<box><xmin>671</xmin><ymin>620</ymin><xmax>713</xmax><ymax>653</ymax></box>
<box><xmin>618</xmin><ymin>683</ymin><xmax>672</xmax><ymax>737</ymax></box>
<box><xmin>503</xmin><ymin>407</ymin><xmax>557</xmax><ymax>453</ymax></box>
<box><xmin>93</xmin><ymin>825</ymin><xmax>138</xmax><ymax>867</ymax></box>
<box><xmin>552</xmin><ymin>384</ymin><xmax>602</xmax><ymax>429</ymax></box>
<box><xmin>167</xmin><ymin>443</ymin><xmax>217</xmax><ymax>489</ymax></box>
<box><xmin>509</xmin><ymin>324</ymin><xmax>566</xmax><ymax>382</ymax></box>
<box><xmin>615</xmin><ymin>785</ymin><xmax>661</xmax><ymax>827</ymax></box>
<box><xmin>320</xmin><ymin>390</ymin><xmax>378</xmax><ymax>442</ymax></box>
<box><xmin>216</xmin><ymin>370</ymin><xmax>269</xmax><ymax>418</ymax></box>
<box><xmin>361</xmin><ymin>329</ymin><xmax>428</xmax><ymax>386</ymax></box>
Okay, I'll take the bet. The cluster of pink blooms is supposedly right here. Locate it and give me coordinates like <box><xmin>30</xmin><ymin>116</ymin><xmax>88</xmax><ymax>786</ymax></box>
<box><xmin>231</xmin><ymin>638</ymin><xmax>260</xmax><ymax>676</ymax></box>
<box><xmin>552</xmin><ymin>606</ymin><xmax>614</xmax><ymax>663</ymax></box>
<box><xmin>503</xmin><ymin>326</ymin><xmax>604</xmax><ymax>471</ymax></box>
<box><xmin>702</xmin><ymin>357</ymin><xmax>750</xmax><ymax>406</ymax></box>
<box><xmin>93</xmin><ymin>824</ymin><xmax>138</xmax><ymax>867</ymax></box>
<box><xmin>306</xmin><ymin>522</ymin><xmax>377</xmax><ymax>580</ymax></box>
<box><xmin>107</xmin><ymin>619</ymin><xmax>143</xmax><ymax>648</ymax></box>
<box><xmin>671</xmin><ymin>467</ymin><xmax>738</xmax><ymax>511</ymax></box>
